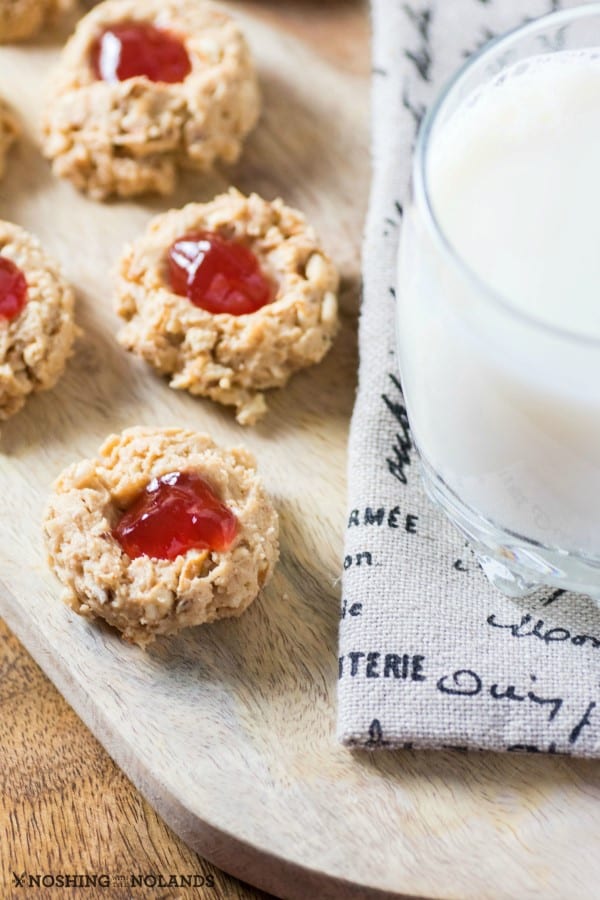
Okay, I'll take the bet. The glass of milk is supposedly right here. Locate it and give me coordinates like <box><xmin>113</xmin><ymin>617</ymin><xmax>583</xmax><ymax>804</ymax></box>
<box><xmin>397</xmin><ymin>6</ymin><xmax>600</xmax><ymax>598</ymax></box>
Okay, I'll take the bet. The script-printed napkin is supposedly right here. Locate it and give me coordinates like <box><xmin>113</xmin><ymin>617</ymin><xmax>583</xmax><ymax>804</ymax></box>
<box><xmin>337</xmin><ymin>0</ymin><xmax>600</xmax><ymax>756</ymax></box>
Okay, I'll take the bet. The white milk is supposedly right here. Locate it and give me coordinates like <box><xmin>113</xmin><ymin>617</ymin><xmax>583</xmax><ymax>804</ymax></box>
<box><xmin>397</xmin><ymin>50</ymin><xmax>600</xmax><ymax>555</ymax></box>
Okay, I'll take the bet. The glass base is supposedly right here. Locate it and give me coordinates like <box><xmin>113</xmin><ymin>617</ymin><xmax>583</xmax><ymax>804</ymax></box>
<box><xmin>420</xmin><ymin>458</ymin><xmax>600</xmax><ymax>600</ymax></box>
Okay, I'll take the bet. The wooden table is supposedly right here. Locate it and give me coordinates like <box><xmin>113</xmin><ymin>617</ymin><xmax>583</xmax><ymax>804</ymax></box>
<box><xmin>0</xmin><ymin>3</ymin><xmax>369</xmax><ymax>897</ymax></box>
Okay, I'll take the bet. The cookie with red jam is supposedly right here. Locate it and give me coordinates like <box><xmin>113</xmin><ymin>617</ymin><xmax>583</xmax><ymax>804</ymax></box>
<box><xmin>42</xmin><ymin>0</ymin><xmax>260</xmax><ymax>198</ymax></box>
<box><xmin>0</xmin><ymin>221</ymin><xmax>77</xmax><ymax>420</ymax></box>
<box><xmin>116</xmin><ymin>189</ymin><xmax>339</xmax><ymax>425</ymax></box>
<box><xmin>43</xmin><ymin>426</ymin><xmax>279</xmax><ymax>646</ymax></box>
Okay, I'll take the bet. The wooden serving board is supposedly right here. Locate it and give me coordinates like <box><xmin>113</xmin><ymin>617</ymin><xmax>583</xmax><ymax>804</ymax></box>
<box><xmin>2</xmin><ymin>7</ymin><xmax>600</xmax><ymax>900</ymax></box>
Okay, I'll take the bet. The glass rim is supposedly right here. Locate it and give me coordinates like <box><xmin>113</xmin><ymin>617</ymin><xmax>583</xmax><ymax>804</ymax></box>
<box><xmin>414</xmin><ymin>2</ymin><xmax>600</xmax><ymax>348</ymax></box>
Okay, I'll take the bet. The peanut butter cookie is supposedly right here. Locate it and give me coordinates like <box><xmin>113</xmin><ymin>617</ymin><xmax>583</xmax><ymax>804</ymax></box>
<box><xmin>117</xmin><ymin>189</ymin><xmax>339</xmax><ymax>425</ymax></box>
<box><xmin>0</xmin><ymin>99</ymin><xmax>19</xmax><ymax>177</ymax></box>
<box><xmin>0</xmin><ymin>221</ymin><xmax>77</xmax><ymax>420</ymax></box>
<box><xmin>44</xmin><ymin>427</ymin><xmax>279</xmax><ymax>647</ymax></box>
<box><xmin>42</xmin><ymin>0</ymin><xmax>260</xmax><ymax>199</ymax></box>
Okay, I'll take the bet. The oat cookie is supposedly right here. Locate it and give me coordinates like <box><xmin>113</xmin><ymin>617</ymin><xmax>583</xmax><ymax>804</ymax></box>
<box><xmin>117</xmin><ymin>189</ymin><xmax>340</xmax><ymax>425</ymax></box>
<box><xmin>0</xmin><ymin>0</ymin><xmax>74</xmax><ymax>43</ymax></box>
<box><xmin>42</xmin><ymin>0</ymin><xmax>260</xmax><ymax>199</ymax></box>
<box><xmin>44</xmin><ymin>427</ymin><xmax>279</xmax><ymax>646</ymax></box>
<box><xmin>0</xmin><ymin>99</ymin><xmax>19</xmax><ymax>178</ymax></box>
<box><xmin>0</xmin><ymin>221</ymin><xmax>77</xmax><ymax>420</ymax></box>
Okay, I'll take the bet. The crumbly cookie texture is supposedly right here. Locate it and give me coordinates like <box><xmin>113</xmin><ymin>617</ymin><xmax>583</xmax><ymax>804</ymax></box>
<box><xmin>44</xmin><ymin>427</ymin><xmax>279</xmax><ymax>647</ymax></box>
<box><xmin>117</xmin><ymin>189</ymin><xmax>340</xmax><ymax>425</ymax></box>
<box><xmin>0</xmin><ymin>0</ymin><xmax>74</xmax><ymax>42</ymax></box>
<box><xmin>42</xmin><ymin>0</ymin><xmax>260</xmax><ymax>199</ymax></box>
<box><xmin>0</xmin><ymin>99</ymin><xmax>19</xmax><ymax>179</ymax></box>
<box><xmin>0</xmin><ymin>221</ymin><xmax>77</xmax><ymax>420</ymax></box>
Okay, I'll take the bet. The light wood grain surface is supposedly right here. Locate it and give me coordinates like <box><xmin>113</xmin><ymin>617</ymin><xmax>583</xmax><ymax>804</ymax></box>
<box><xmin>0</xmin><ymin>3</ymin><xmax>369</xmax><ymax>899</ymax></box>
<box><xmin>0</xmin><ymin>618</ymin><xmax>272</xmax><ymax>900</ymax></box>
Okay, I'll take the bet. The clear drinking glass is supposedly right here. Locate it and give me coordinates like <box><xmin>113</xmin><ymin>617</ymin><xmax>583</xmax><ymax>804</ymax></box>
<box><xmin>397</xmin><ymin>5</ymin><xmax>600</xmax><ymax>599</ymax></box>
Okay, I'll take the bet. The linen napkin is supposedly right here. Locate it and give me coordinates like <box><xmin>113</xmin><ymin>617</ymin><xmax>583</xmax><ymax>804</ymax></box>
<box><xmin>337</xmin><ymin>0</ymin><xmax>600</xmax><ymax>756</ymax></box>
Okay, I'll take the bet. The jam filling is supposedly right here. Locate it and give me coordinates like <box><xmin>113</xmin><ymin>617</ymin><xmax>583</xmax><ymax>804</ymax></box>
<box><xmin>0</xmin><ymin>257</ymin><xmax>27</xmax><ymax>321</ymax></box>
<box><xmin>168</xmin><ymin>231</ymin><xmax>274</xmax><ymax>316</ymax></box>
<box><xmin>113</xmin><ymin>471</ymin><xmax>238</xmax><ymax>561</ymax></box>
<box><xmin>90</xmin><ymin>22</ymin><xmax>192</xmax><ymax>84</ymax></box>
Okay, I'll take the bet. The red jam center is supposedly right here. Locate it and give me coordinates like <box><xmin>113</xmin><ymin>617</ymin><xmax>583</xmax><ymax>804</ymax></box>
<box><xmin>90</xmin><ymin>22</ymin><xmax>192</xmax><ymax>84</ymax></box>
<box><xmin>0</xmin><ymin>257</ymin><xmax>27</xmax><ymax>321</ymax></box>
<box><xmin>113</xmin><ymin>471</ymin><xmax>238</xmax><ymax>561</ymax></box>
<box><xmin>168</xmin><ymin>231</ymin><xmax>274</xmax><ymax>315</ymax></box>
